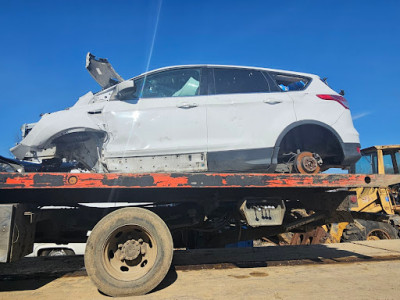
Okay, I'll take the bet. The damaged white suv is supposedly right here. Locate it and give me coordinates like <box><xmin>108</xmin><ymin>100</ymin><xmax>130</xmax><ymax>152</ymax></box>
<box><xmin>10</xmin><ymin>53</ymin><xmax>360</xmax><ymax>174</ymax></box>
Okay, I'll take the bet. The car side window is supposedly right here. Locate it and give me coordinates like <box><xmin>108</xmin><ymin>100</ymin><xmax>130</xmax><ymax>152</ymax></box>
<box><xmin>212</xmin><ymin>68</ymin><xmax>270</xmax><ymax>95</ymax></box>
<box><xmin>267</xmin><ymin>72</ymin><xmax>310</xmax><ymax>92</ymax></box>
<box><xmin>136</xmin><ymin>68</ymin><xmax>201</xmax><ymax>99</ymax></box>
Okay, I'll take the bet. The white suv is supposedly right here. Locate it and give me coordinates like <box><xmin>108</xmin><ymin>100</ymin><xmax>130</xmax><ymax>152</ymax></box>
<box><xmin>11</xmin><ymin>53</ymin><xmax>360</xmax><ymax>174</ymax></box>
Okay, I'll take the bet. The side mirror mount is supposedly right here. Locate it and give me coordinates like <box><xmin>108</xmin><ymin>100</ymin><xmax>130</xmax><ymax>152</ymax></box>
<box><xmin>111</xmin><ymin>80</ymin><xmax>136</xmax><ymax>100</ymax></box>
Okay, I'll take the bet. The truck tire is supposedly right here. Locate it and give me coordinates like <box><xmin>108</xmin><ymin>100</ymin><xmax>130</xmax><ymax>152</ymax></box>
<box><xmin>342</xmin><ymin>220</ymin><xmax>398</xmax><ymax>242</ymax></box>
<box><xmin>84</xmin><ymin>207</ymin><xmax>173</xmax><ymax>297</ymax></box>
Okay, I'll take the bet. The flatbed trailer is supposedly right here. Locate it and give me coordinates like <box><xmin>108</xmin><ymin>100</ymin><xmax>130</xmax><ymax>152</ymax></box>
<box><xmin>1</xmin><ymin>171</ymin><xmax>400</xmax><ymax>296</ymax></box>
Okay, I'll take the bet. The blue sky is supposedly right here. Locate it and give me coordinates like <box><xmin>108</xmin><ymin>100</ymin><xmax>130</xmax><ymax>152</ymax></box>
<box><xmin>0</xmin><ymin>0</ymin><xmax>399</xmax><ymax>157</ymax></box>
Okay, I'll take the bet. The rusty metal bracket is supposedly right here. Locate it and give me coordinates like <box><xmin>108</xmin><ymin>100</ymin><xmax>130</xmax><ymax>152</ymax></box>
<box><xmin>290</xmin><ymin>226</ymin><xmax>330</xmax><ymax>245</ymax></box>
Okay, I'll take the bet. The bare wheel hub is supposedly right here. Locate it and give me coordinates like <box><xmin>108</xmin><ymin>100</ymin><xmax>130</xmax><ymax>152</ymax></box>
<box><xmin>119</xmin><ymin>238</ymin><xmax>144</xmax><ymax>261</ymax></box>
<box><xmin>294</xmin><ymin>151</ymin><xmax>322</xmax><ymax>174</ymax></box>
<box><xmin>301</xmin><ymin>156</ymin><xmax>318</xmax><ymax>172</ymax></box>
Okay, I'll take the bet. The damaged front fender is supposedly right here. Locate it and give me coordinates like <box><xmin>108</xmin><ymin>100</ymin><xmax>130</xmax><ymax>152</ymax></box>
<box><xmin>11</xmin><ymin>108</ymin><xmax>107</xmax><ymax>162</ymax></box>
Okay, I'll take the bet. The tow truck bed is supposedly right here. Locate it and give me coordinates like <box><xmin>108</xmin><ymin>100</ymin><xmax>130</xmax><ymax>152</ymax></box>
<box><xmin>1</xmin><ymin>171</ymin><xmax>399</xmax><ymax>296</ymax></box>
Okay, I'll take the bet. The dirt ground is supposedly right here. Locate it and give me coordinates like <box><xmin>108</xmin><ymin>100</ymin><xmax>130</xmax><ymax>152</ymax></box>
<box><xmin>1</xmin><ymin>260</ymin><xmax>399</xmax><ymax>300</ymax></box>
<box><xmin>1</xmin><ymin>241</ymin><xmax>400</xmax><ymax>300</ymax></box>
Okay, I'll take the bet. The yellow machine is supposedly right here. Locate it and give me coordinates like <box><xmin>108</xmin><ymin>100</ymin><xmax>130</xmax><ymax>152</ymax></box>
<box><xmin>327</xmin><ymin>145</ymin><xmax>400</xmax><ymax>242</ymax></box>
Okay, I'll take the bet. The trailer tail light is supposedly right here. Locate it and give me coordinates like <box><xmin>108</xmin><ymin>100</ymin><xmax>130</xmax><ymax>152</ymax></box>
<box><xmin>317</xmin><ymin>94</ymin><xmax>349</xmax><ymax>109</ymax></box>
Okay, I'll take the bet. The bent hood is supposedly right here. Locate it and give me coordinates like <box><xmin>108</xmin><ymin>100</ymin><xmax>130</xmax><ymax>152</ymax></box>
<box><xmin>86</xmin><ymin>52</ymin><xmax>124</xmax><ymax>89</ymax></box>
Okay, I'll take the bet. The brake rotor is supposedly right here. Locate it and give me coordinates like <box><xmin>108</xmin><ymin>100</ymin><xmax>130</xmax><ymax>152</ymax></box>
<box><xmin>294</xmin><ymin>151</ymin><xmax>321</xmax><ymax>174</ymax></box>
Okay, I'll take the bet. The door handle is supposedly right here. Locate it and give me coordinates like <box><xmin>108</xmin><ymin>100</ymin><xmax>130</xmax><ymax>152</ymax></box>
<box><xmin>263</xmin><ymin>99</ymin><xmax>282</xmax><ymax>105</ymax></box>
<box><xmin>177</xmin><ymin>103</ymin><xmax>198</xmax><ymax>109</ymax></box>
<box><xmin>87</xmin><ymin>109</ymin><xmax>103</xmax><ymax>114</ymax></box>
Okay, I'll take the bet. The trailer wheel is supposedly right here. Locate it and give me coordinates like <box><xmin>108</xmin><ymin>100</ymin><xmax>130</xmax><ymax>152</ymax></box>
<box><xmin>84</xmin><ymin>207</ymin><xmax>173</xmax><ymax>297</ymax></box>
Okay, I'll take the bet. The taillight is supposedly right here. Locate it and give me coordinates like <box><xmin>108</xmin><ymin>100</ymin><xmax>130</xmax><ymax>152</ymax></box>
<box><xmin>317</xmin><ymin>94</ymin><xmax>349</xmax><ymax>109</ymax></box>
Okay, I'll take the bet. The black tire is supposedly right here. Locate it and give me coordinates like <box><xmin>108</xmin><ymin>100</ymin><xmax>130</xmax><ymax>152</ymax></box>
<box><xmin>84</xmin><ymin>207</ymin><xmax>173</xmax><ymax>297</ymax></box>
<box><xmin>342</xmin><ymin>219</ymin><xmax>398</xmax><ymax>242</ymax></box>
<box><xmin>360</xmin><ymin>219</ymin><xmax>399</xmax><ymax>240</ymax></box>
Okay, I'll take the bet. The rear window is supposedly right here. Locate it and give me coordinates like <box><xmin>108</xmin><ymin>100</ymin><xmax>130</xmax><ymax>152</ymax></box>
<box><xmin>267</xmin><ymin>72</ymin><xmax>310</xmax><ymax>92</ymax></box>
<box><xmin>213</xmin><ymin>68</ymin><xmax>270</xmax><ymax>95</ymax></box>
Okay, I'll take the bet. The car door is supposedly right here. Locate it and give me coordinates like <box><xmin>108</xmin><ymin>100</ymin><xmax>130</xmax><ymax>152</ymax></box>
<box><xmin>205</xmin><ymin>67</ymin><xmax>296</xmax><ymax>171</ymax></box>
<box><xmin>102</xmin><ymin>67</ymin><xmax>208</xmax><ymax>172</ymax></box>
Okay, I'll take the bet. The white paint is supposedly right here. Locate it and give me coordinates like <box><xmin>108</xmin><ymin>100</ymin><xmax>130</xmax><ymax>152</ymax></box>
<box><xmin>102</xmin><ymin>95</ymin><xmax>208</xmax><ymax>158</ymax></box>
<box><xmin>11</xmin><ymin>63</ymin><xmax>360</xmax><ymax>172</ymax></box>
<box><xmin>206</xmin><ymin>92</ymin><xmax>295</xmax><ymax>151</ymax></box>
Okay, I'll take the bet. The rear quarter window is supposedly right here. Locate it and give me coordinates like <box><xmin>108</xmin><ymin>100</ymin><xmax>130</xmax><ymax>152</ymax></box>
<box><xmin>266</xmin><ymin>72</ymin><xmax>311</xmax><ymax>92</ymax></box>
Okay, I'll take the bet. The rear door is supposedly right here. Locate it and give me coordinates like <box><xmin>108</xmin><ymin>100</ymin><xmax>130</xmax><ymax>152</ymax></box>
<box><xmin>205</xmin><ymin>67</ymin><xmax>296</xmax><ymax>170</ymax></box>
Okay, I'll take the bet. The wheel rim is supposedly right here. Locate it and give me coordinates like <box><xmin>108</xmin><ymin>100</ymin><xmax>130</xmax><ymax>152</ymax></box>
<box><xmin>103</xmin><ymin>225</ymin><xmax>157</xmax><ymax>281</ymax></box>
<box><xmin>366</xmin><ymin>229</ymin><xmax>391</xmax><ymax>240</ymax></box>
<box><xmin>294</xmin><ymin>152</ymin><xmax>321</xmax><ymax>174</ymax></box>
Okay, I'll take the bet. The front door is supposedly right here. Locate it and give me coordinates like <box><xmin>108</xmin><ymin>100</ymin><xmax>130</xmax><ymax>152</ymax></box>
<box><xmin>102</xmin><ymin>67</ymin><xmax>208</xmax><ymax>172</ymax></box>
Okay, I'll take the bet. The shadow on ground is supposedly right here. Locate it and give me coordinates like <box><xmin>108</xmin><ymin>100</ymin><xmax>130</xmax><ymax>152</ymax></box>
<box><xmin>0</xmin><ymin>244</ymin><xmax>377</xmax><ymax>293</ymax></box>
<box><xmin>172</xmin><ymin>244</ymin><xmax>374</xmax><ymax>269</ymax></box>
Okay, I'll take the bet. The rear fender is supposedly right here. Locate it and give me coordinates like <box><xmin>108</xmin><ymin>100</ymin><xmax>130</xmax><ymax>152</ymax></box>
<box><xmin>268</xmin><ymin>120</ymin><xmax>345</xmax><ymax>171</ymax></box>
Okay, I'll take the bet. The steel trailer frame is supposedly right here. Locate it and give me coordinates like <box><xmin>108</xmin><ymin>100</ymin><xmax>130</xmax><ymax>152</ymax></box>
<box><xmin>1</xmin><ymin>172</ymin><xmax>398</xmax><ymax>190</ymax></box>
<box><xmin>1</xmin><ymin>171</ymin><xmax>400</xmax><ymax>296</ymax></box>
